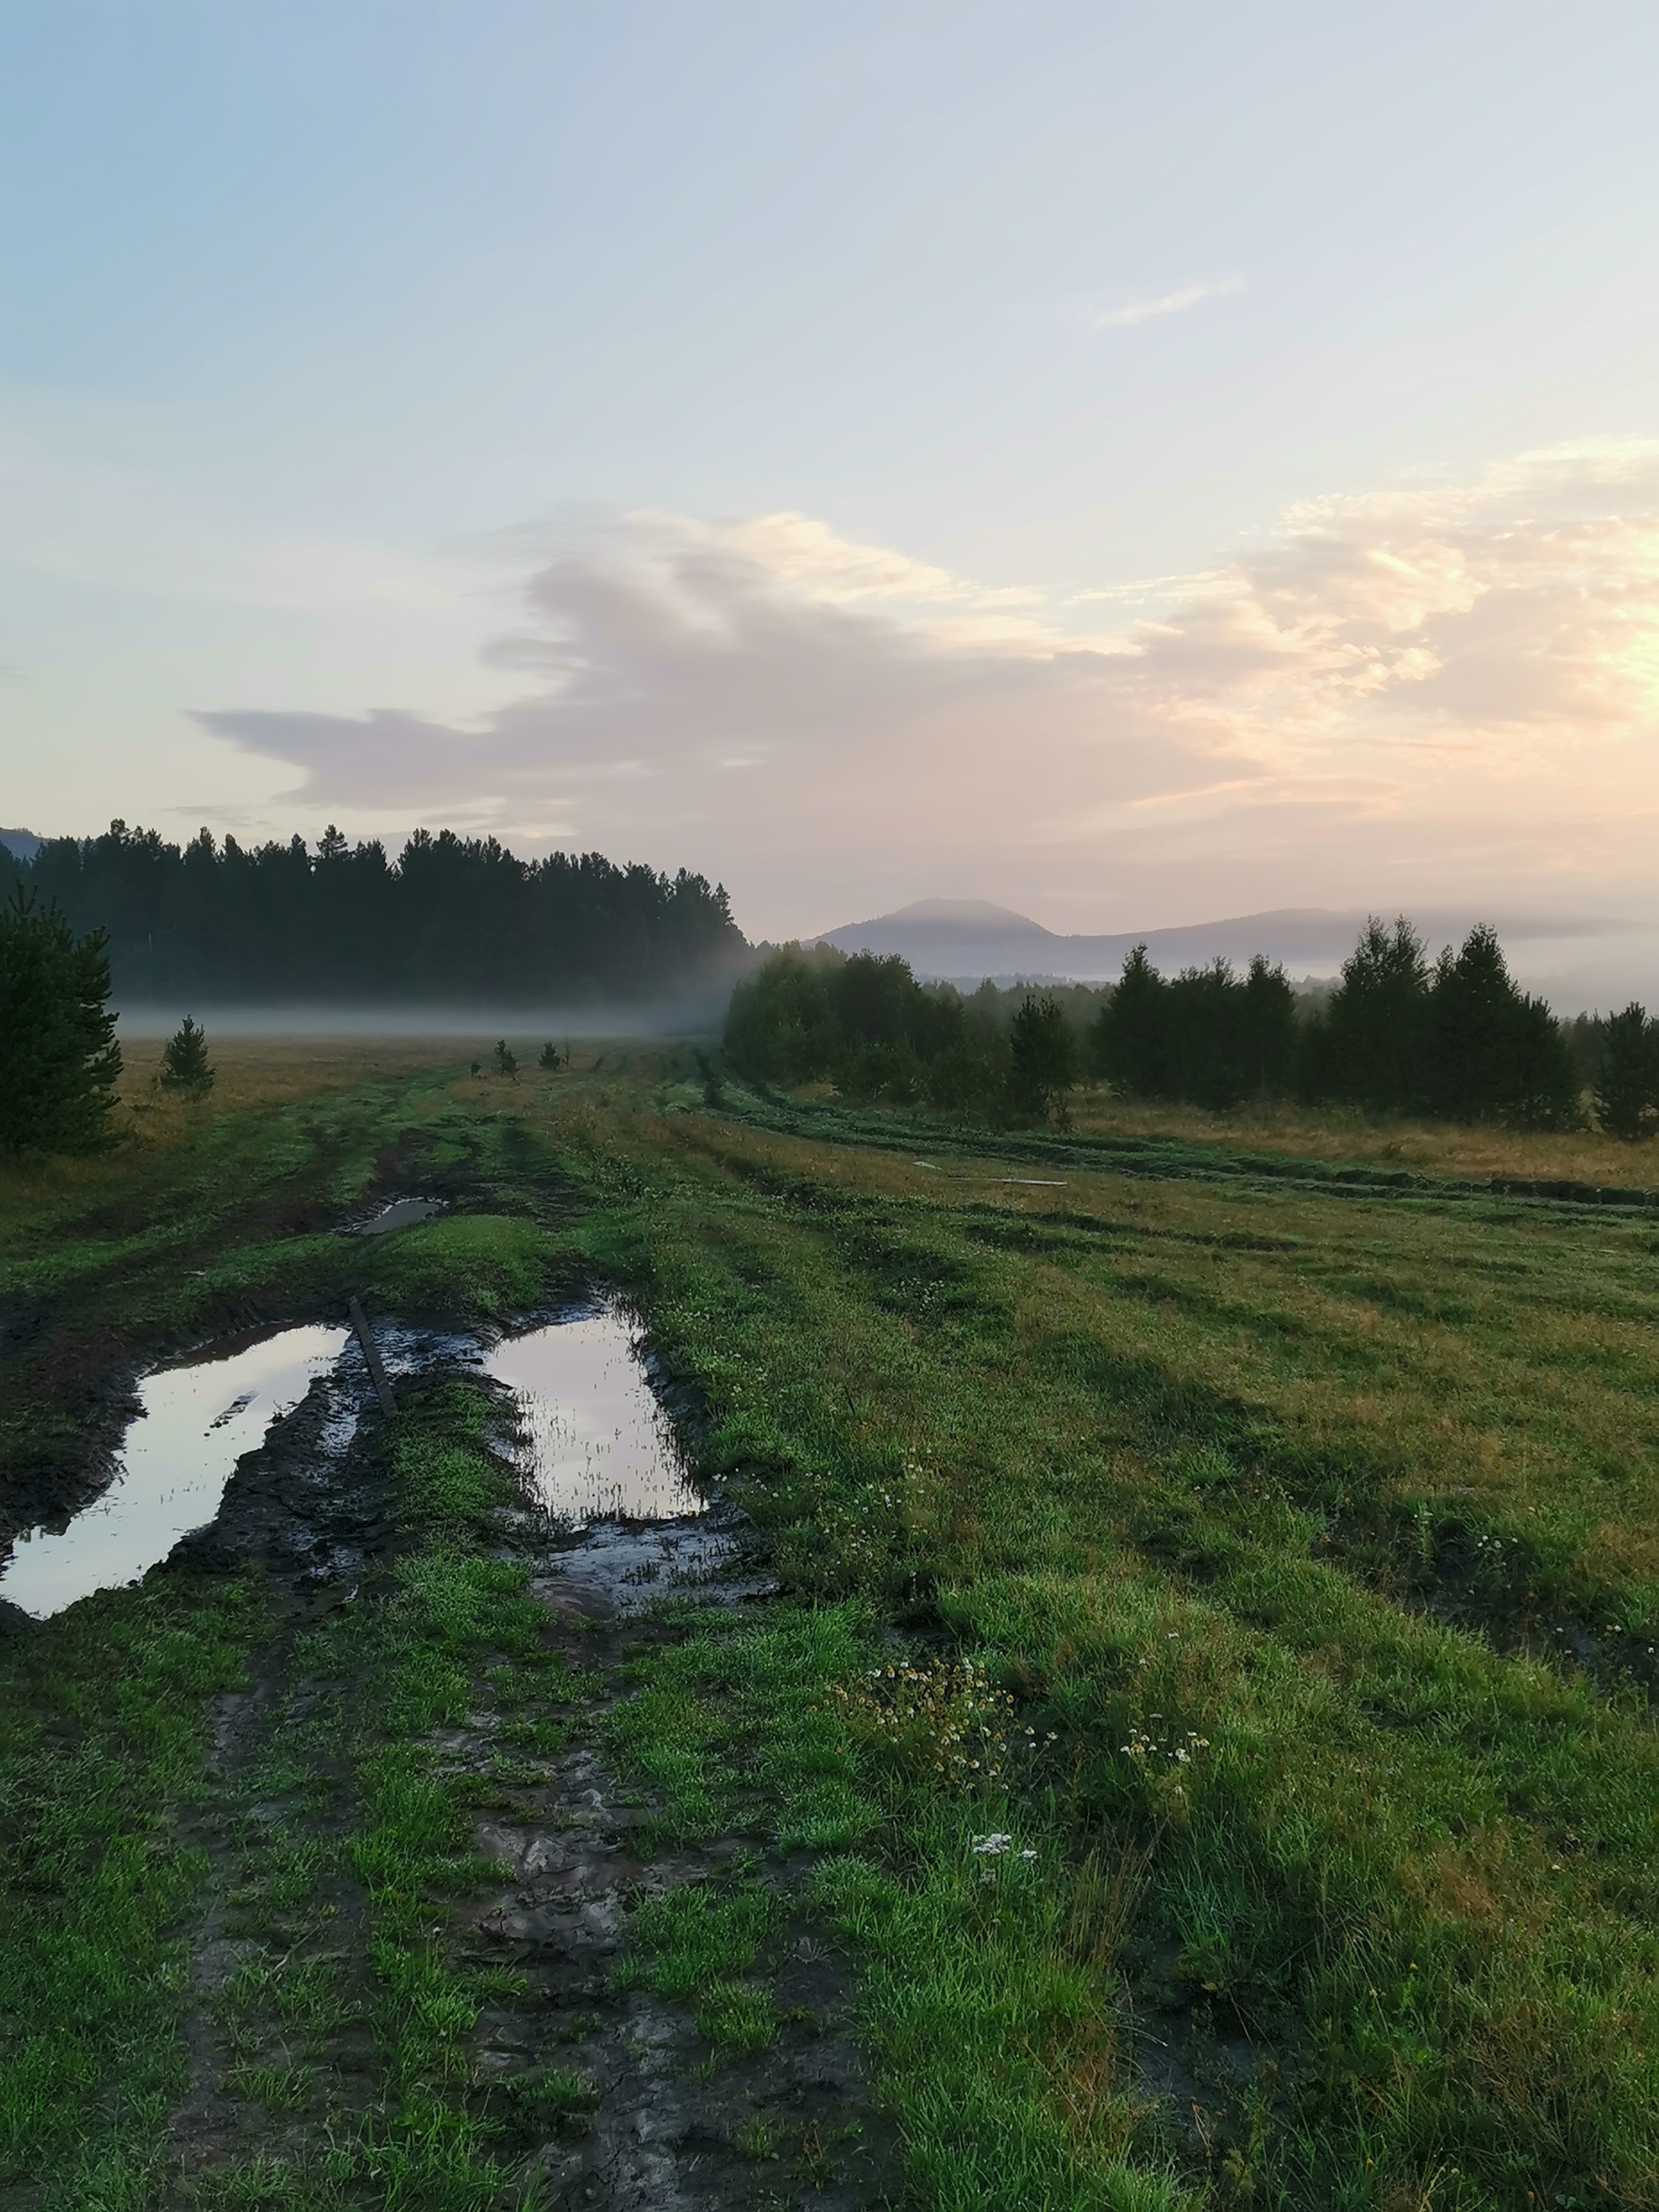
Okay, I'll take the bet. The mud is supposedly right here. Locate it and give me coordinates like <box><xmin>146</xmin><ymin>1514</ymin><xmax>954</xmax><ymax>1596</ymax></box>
<box><xmin>136</xmin><ymin>1301</ymin><xmax>898</xmax><ymax>2207</ymax></box>
<box><xmin>463</xmin><ymin>1515</ymin><xmax>900</xmax><ymax>2210</ymax></box>
<box><xmin>0</xmin><ymin>1129</ymin><xmax>493</xmax><ymax>1552</ymax></box>
<box><xmin>170</xmin><ymin>1319</ymin><xmax>484</xmax><ymax>1596</ymax></box>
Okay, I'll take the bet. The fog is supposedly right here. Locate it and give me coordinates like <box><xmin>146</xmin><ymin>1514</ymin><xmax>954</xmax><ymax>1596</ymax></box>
<box><xmin>113</xmin><ymin>995</ymin><xmax>731</xmax><ymax>1042</ymax></box>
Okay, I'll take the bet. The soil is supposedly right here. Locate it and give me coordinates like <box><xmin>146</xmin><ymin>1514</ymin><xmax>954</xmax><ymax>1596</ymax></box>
<box><xmin>464</xmin><ymin>1515</ymin><xmax>901</xmax><ymax>2210</ymax></box>
<box><xmin>128</xmin><ymin>1298</ymin><xmax>899</xmax><ymax>2207</ymax></box>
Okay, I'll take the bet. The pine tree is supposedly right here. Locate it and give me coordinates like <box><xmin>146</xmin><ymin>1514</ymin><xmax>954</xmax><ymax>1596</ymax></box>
<box><xmin>1241</xmin><ymin>955</ymin><xmax>1298</xmax><ymax>1098</ymax></box>
<box><xmin>1007</xmin><ymin>994</ymin><xmax>1081</xmax><ymax>1125</ymax></box>
<box><xmin>158</xmin><ymin>1015</ymin><xmax>214</xmax><ymax>1095</ymax></box>
<box><xmin>538</xmin><ymin>1040</ymin><xmax>562</xmax><ymax>1070</ymax></box>
<box><xmin>0</xmin><ymin>886</ymin><xmax>123</xmax><ymax>1153</ymax></box>
<box><xmin>493</xmin><ymin>1039</ymin><xmax>518</xmax><ymax>1079</ymax></box>
<box><xmin>1093</xmin><ymin>944</ymin><xmax>1168</xmax><ymax>1097</ymax></box>
<box><xmin>1424</xmin><ymin>927</ymin><xmax>1578</xmax><ymax>1127</ymax></box>
<box><xmin>1594</xmin><ymin>1004</ymin><xmax>1659</xmax><ymax>1140</ymax></box>
<box><xmin>1312</xmin><ymin>918</ymin><xmax>1430</xmax><ymax>1111</ymax></box>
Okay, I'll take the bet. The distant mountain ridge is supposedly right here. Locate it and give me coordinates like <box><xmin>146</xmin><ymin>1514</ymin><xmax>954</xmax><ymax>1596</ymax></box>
<box><xmin>812</xmin><ymin>897</ymin><xmax>1631</xmax><ymax>989</ymax></box>
<box><xmin>0</xmin><ymin>828</ymin><xmax>41</xmax><ymax>863</ymax></box>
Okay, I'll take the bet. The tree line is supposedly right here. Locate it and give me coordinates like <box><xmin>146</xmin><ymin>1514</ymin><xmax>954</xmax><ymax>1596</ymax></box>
<box><xmin>724</xmin><ymin>946</ymin><xmax>1082</xmax><ymax>1122</ymax></box>
<box><xmin>725</xmin><ymin>921</ymin><xmax>1659</xmax><ymax>1136</ymax></box>
<box><xmin>0</xmin><ymin>821</ymin><xmax>745</xmax><ymax>1003</ymax></box>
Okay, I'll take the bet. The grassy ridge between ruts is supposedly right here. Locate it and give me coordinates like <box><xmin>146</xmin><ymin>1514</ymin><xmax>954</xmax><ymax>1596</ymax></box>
<box><xmin>2</xmin><ymin>1045</ymin><xmax>1659</xmax><ymax>2209</ymax></box>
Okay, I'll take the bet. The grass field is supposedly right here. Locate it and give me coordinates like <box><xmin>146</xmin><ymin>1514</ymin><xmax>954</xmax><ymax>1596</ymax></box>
<box><xmin>3</xmin><ymin>1042</ymin><xmax>1657</xmax><ymax>2210</ymax></box>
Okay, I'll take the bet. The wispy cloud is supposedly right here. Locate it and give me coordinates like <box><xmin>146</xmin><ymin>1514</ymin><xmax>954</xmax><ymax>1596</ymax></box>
<box><xmin>1090</xmin><ymin>275</ymin><xmax>1244</xmax><ymax>329</ymax></box>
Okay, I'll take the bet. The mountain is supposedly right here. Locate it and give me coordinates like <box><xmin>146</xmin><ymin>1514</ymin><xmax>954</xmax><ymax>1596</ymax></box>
<box><xmin>0</xmin><ymin>828</ymin><xmax>41</xmax><ymax>862</ymax></box>
<box><xmin>812</xmin><ymin>898</ymin><xmax>1648</xmax><ymax>1004</ymax></box>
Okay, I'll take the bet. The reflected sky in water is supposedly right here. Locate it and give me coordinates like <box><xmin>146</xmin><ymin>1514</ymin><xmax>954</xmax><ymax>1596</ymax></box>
<box><xmin>487</xmin><ymin>1310</ymin><xmax>701</xmax><ymax>1527</ymax></box>
<box><xmin>1</xmin><ymin>1325</ymin><xmax>348</xmax><ymax>1619</ymax></box>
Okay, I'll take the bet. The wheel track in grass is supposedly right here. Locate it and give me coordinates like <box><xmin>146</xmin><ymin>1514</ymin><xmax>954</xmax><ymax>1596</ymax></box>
<box><xmin>712</xmin><ymin>1087</ymin><xmax>1659</xmax><ymax>1219</ymax></box>
<box><xmin>458</xmin><ymin>1514</ymin><xmax>899</xmax><ymax>2211</ymax></box>
<box><xmin>140</xmin><ymin>1306</ymin><xmax>899</xmax><ymax>2208</ymax></box>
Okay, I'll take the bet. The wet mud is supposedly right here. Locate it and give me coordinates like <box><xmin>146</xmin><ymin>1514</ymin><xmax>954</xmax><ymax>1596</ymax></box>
<box><xmin>464</xmin><ymin>1517</ymin><xmax>900</xmax><ymax>2211</ymax></box>
<box><xmin>114</xmin><ymin>1300</ymin><xmax>900</xmax><ymax>2207</ymax></box>
<box><xmin>0</xmin><ymin>1128</ymin><xmax>493</xmax><ymax>1554</ymax></box>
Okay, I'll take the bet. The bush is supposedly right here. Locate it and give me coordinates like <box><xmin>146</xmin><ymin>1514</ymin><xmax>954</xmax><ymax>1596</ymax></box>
<box><xmin>0</xmin><ymin>887</ymin><xmax>123</xmax><ymax>1153</ymax></box>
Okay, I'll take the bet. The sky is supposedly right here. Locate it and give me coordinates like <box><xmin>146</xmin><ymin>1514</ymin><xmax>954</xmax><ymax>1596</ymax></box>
<box><xmin>4</xmin><ymin>1</ymin><xmax>1659</xmax><ymax>948</ymax></box>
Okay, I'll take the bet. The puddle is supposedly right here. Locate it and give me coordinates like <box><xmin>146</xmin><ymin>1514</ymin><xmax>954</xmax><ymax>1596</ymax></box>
<box><xmin>0</xmin><ymin>1325</ymin><xmax>349</xmax><ymax>1619</ymax></box>
<box><xmin>488</xmin><ymin>1308</ymin><xmax>702</xmax><ymax>1527</ymax></box>
<box><xmin>353</xmin><ymin>1196</ymin><xmax>445</xmax><ymax>1235</ymax></box>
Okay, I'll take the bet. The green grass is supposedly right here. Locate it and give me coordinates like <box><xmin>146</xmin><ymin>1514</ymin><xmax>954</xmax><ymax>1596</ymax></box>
<box><xmin>613</xmin><ymin>1875</ymin><xmax>784</xmax><ymax>2056</ymax></box>
<box><xmin>0</xmin><ymin>1575</ymin><xmax>264</xmax><ymax>2202</ymax></box>
<box><xmin>6</xmin><ymin>1043</ymin><xmax>1659</xmax><ymax>2207</ymax></box>
<box><xmin>520</xmin><ymin>1076</ymin><xmax>1659</xmax><ymax>2208</ymax></box>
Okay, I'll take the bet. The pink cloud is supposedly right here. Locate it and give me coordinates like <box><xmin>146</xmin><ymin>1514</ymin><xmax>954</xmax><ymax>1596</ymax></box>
<box><xmin>198</xmin><ymin>445</ymin><xmax>1659</xmax><ymax>936</ymax></box>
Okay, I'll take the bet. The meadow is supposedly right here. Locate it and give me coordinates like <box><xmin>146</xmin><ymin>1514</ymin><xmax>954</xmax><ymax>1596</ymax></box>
<box><xmin>2</xmin><ymin>1040</ymin><xmax>1657</xmax><ymax>2210</ymax></box>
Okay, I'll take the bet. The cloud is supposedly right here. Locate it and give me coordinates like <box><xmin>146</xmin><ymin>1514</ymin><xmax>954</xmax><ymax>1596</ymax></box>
<box><xmin>1090</xmin><ymin>275</ymin><xmax>1245</xmax><ymax>330</ymax></box>
<box><xmin>197</xmin><ymin>442</ymin><xmax>1659</xmax><ymax>936</ymax></box>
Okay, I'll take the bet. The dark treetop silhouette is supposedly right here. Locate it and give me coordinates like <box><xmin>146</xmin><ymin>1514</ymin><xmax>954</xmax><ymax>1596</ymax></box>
<box><xmin>0</xmin><ymin>823</ymin><xmax>746</xmax><ymax>1004</ymax></box>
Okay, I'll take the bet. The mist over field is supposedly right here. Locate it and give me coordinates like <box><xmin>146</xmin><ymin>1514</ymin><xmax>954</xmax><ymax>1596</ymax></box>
<box><xmin>110</xmin><ymin>996</ymin><xmax>732</xmax><ymax>1041</ymax></box>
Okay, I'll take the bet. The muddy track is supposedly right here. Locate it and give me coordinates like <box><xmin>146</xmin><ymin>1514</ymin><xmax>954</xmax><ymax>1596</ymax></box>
<box><xmin>464</xmin><ymin>1518</ymin><xmax>900</xmax><ymax>2210</ymax></box>
<box><xmin>0</xmin><ymin>1125</ymin><xmax>501</xmax><ymax>1554</ymax></box>
<box><xmin>125</xmin><ymin>1306</ymin><xmax>900</xmax><ymax>2207</ymax></box>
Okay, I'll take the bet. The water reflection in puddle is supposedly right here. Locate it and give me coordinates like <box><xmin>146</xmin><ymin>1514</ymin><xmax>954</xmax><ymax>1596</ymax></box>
<box><xmin>488</xmin><ymin>1309</ymin><xmax>702</xmax><ymax>1527</ymax></box>
<box><xmin>0</xmin><ymin>1325</ymin><xmax>348</xmax><ymax>1619</ymax></box>
<box><xmin>353</xmin><ymin>1196</ymin><xmax>444</xmax><ymax>1235</ymax></box>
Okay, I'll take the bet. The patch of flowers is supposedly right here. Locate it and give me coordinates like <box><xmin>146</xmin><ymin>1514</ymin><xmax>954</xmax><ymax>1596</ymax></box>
<box><xmin>827</xmin><ymin>1655</ymin><xmax>1029</xmax><ymax>1790</ymax></box>
<box><xmin>1120</xmin><ymin>1724</ymin><xmax>1209</xmax><ymax>1765</ymax></box>
<box><xmin>1119</xmin><ymin>1720</ymin><xmax>1211</xmax><ymax>1805</ymax></box>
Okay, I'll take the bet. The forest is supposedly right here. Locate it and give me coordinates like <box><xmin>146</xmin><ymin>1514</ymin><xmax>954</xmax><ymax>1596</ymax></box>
<box><xmin>0</xmin><ymin>822</ymin><xmax>746</xmax><ymax>1004</ymax></box>
<box><xmin>726</xmin><ymin>919</ymin><xmax>1659</xmax><ymax>1134</ymax></box>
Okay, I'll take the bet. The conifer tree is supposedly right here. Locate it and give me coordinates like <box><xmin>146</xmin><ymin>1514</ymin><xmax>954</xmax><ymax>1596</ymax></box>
<box><xmin>18</xmin><ymin>818</ymin><xmax>744</xmax><ymax>1004</ymax></box>
<box><xmin>0</xmin><ymin>886</ymin><xmax>123</xmax><ymax>1153</ymax></box>
<box><xmin>1594</xmin><ymin>1003</ymin><xmax>1659</xmax><ymax>1140</ymax></box>
<box><xmin>1007</xmin><ymin>994</ymin><xmax>1081</xmax><ymax>1124</ymax></box>
<box><xmin>1311</xmin><ymin>916</ymin><xmax>1431</xmax><ymax>1111</ymax></box>
<box><xmin>1092</xmin><ymin>944</ymin><xmax>1168</xmax><ymax>1096</ymax></box>
<box><xmin>538</xmin><ymin>1040</ymin><xmax>562</xmax><ymax>1070</ymax></box>
<box><xmin>1241</xmin><ymin>954</ymin><xmax>1298</xmax><ymax>1099</ymax></box>
<box><xmin>493</xmin><ymin>1039</ymin><xmax>518</xmax><ymax>1079</ymax></box>
<box><xmin>1423</xmin><ymin>926</ymin><xmax>1578</xmax><ymax>1127</ymax></box>
<box><xmin>158</xmin><ymin>1015</ymin><xmax>214</xmax><ymax>1095</ymax></box>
